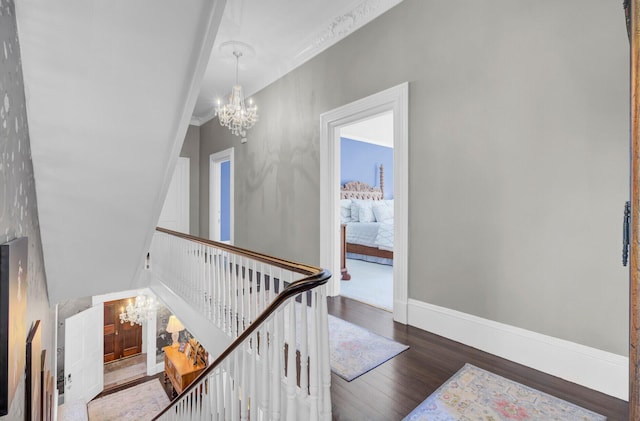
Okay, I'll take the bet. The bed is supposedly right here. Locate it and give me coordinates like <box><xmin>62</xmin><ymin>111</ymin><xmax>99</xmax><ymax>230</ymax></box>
<box><xmin>340</xmin><ymin>165</ymin><xmax>394</xmax><ymax>280</ymax></box>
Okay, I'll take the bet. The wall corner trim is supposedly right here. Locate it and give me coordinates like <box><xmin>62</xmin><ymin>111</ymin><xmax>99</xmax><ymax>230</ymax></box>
<box><xmin>407</xmin><ymin>299</ymin><xmax>628</xmax><ymax>400</ymax></box>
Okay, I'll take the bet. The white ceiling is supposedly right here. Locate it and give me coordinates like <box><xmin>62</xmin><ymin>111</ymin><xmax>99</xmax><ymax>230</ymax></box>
<box><xmin>341</xmin><ymin>111</ymin><xmax>394</xmax><ymax>147</ymax></box>
<box><xmin>191</xmin><ymin>0</ymin><xmax>403</xmax><ymax>124</ymax></box>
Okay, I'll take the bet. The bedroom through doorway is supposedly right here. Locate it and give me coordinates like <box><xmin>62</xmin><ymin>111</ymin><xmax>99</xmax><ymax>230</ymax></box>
<box><xmin>320</xmin><ymin>82</ymin><xmax>408</xmax><ymax>323</ymax></box>
<box><xmin>339</xmin><ymin>113</ymin><xmax>394</xmax><ymax>311</ymax></box>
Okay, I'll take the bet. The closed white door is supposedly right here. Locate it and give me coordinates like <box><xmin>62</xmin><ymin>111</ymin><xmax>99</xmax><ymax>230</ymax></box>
<box><xmin>158</xmin><ymin>157</ymin><xmax>190</xmax><ymax>233</ymax></box>
<box><xmin>64</xmin><ymin>303</ymin><xmax>104</xmax><ymax>404</ymax></box>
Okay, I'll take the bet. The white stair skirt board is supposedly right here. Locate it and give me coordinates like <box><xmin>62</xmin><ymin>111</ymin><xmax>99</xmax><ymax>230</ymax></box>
<box><xmin>407</xmin><ymin>299</ymin><xmax>628</xmax><ymax>400</ymax></box>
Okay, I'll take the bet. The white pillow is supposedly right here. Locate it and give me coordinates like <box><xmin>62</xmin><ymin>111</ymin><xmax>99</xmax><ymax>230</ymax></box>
<box><xmin>352</xmin><ymin>199</ymin><xmax>375</xmax><ymax>223</ymax></box>
<box><xmin>372</xmin><ymin>201</ymin><xmax>393</xmax><ymax>223</ymax></box>
<box><xmin>340</xmin><ymin>199</ymin><xmax>352</xmax><ymax>223</ymax></box>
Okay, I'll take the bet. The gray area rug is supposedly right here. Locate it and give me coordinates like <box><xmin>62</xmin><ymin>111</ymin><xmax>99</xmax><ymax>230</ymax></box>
<box><xmin>88</xmin><ymin>379</ymin><xmax>169</xmax><ymax>421</ymax></box>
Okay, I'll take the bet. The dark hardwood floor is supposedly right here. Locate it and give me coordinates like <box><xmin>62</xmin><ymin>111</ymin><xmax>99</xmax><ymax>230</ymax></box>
<box><xmin>328</xmin><ymin>296</ymin><xmax>628</xmax><ymax>421</ymax></box>
<box><xmin>90</xmin><ymin>297</ymin><xmax>627</xmax><ymax>420</ymax></box>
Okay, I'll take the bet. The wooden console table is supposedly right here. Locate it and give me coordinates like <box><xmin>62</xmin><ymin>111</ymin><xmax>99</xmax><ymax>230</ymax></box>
<box><xmin>163</xmin><ymin>346</ymin><xmax>206</xmax><ymax>394</ymax></box>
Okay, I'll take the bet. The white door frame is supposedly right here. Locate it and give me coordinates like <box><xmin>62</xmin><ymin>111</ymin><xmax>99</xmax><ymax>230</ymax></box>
<box><xmin>320</xmin><ymin>82</ymin><xmax>409</xmax><ymax>324</ymax></box>
<box><xmin>92</xmin><ymin>288</ymin><xmax>158</xmax><ymax>375</ymax></box>
<box><xmin>209</xmin><ymin>148</ymin><xmax>235</xmax><ymax>243</ymax></box>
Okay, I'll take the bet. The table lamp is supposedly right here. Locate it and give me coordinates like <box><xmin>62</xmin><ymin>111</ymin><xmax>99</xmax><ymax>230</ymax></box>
<box><xmin>166</xmin><ymin>315</ymin><xmax>185</xmax><ymax>347</ymax></box>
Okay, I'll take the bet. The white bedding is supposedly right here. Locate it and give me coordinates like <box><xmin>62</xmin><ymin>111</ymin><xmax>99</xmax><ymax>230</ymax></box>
<box><xmin>346</xmin><ymin>222</ymin><xmax>394</xmax><ymax>251</ymax></box>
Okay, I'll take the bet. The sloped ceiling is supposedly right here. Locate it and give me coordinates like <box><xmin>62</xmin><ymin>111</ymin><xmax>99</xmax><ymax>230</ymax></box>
<box><xmin>15</xmin><ymin>0</ymin><xmax>227</xmax><ymax>303</ymax></box>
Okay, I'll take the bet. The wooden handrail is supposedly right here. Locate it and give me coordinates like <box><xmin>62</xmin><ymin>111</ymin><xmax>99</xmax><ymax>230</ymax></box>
<box><xmin>156</xmin><ymin>227</ymin><xmax>321</xmax><ymax>275</ymax></box>
<box><xmin>151</xmin><ymin>229</ymin><xmax>331</xmax><ymax>420</ymax></box>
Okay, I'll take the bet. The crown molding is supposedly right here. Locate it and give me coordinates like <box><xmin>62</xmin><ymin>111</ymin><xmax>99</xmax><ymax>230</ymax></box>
<box><xmin>291</xmin><ymin>0</ymin><xmax>403</xmax><ymax>68</ymax></box>
<box><xmin>191</xmin><ymin>0</ymin><xmax>404</xmax><ymax>125</ymax></box>
<box><xmin>193</xmin><ymin>107</ymin><xmax>219</xmax><ymax>126</ymax></box>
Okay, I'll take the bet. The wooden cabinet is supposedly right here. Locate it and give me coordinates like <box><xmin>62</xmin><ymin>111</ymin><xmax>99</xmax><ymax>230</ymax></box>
<box><xmin>163</xmin><ymin>346</ymin><xmax>206</xmax><ymax>394</ymax></box>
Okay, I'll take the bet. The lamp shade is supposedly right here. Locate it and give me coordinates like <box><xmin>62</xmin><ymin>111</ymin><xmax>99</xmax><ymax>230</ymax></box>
<box><xmin>166</xmin><ymin>315</ymin><xmax>185</xmax><ymax>333</ymax></box>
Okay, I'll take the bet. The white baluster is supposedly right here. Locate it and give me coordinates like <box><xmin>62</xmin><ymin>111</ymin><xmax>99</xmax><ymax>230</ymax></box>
<box><xmin>300</xmin><ymin>292</ymin><xmax>309</xmax><ymax>397</ymax></box>
<box><xmin>217</xmin><ymin>366</ymin><xmax>225</xmax><ymax>420</ymax></box>
<box><xmin>224</xmin><ymin>358</ymin><xmax>232</xmax><ymax>421</ymax></box>
<box><xmin>149</xmin><ymin>231</ymin><xmax>331</xmax><ymax>421</ymax></box>
<box><xmin>216</xmin><ymin>249</ymin><xmax>223</xmax><ymax>328</ymax></box>
<box><xmin>210</xmin><ymin>371</ymin><xmax>218</xmax><ymax>419</ymax></box>
<box><xmin>249</xmin><ymin>331</ymin><xmax>257</xmax><ymax>421</ymax></box>
<box><xmin>205</xmin><ymin>246</ymin><xmax>212</xmax><ymax>321</ymax></box>
<box><xmin>259</xmin><ymin>320</ymin><xmax>270</xmax><ymax>419</ymax></box>
<box><xmin>308</xmin><ymin>290</ymin><xmax>319</xmax><ymax>421</ymax></box>
<box><xmin>240</xmin><ymin>340</ymin><xmax>248</xmax><ymax>421</ymax></box>
<box><xmin>319</xmin><ymin>286</ymin><xmax>331</xmax><ymax>420</ymax></box>
<box><xmin>285</xmin><ymin>299</ymin><xmax>297</xmax><ymax>421</ymax></box>
<box><xmin>231</xmin><ymin>351</ymin><xmax>239</xmax><ymax>421</ymax></box>
<box><xmin>258</xmin><ymin>263</ymin><xmax>266</xmax><ymax>315</ymax></box>
<box><xmin>271</xmin><ymin>308</ymin><xmax>283</xmax><ymax>420</ymax></box>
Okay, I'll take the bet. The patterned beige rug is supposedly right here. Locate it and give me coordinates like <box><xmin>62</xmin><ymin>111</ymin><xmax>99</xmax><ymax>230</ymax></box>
<box><xmin>88</xmin><ymin>379</ymin><xmax>170</xmax><ymax>421</ymax></box>
<box><xmin>404</xmin><ymin>364</ymin><xmax>606</xmax><ymax>420</ymax></box>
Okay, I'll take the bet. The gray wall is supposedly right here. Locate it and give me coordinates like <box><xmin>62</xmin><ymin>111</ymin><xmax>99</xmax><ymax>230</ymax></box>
<box><xmin>0</xmin><ymin>0</ymin><xmax>54</xmax><ymax>417</ymax></box>
<box><xmin>200</xmin><ymin>0</ymin><xmax>629</xmax><ymax>355</ymax></box>
<box><xmin>180</xmin><ymin>125</ymin><xmax>200</xmax><ymax>236</ymax></box>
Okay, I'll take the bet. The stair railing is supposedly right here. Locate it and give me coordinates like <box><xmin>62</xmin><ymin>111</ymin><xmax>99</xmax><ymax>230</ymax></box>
<box><xmin>150</xmin><ymin>228</ymin><xmax>332</xmax><ymax>420</ymax></box>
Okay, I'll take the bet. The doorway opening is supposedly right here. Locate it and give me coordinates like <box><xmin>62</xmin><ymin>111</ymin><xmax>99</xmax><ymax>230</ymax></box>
<box><xmin>210</xmin><ymin>148</ymin><xmax>235</xmax><ymax>243</ymax></box>
<box><xmin>320</xmin><ymin>82</ymin><xmax>409</xmax><ymax>323</ymax></box>
<box><xmin>339</xmin><ymin>113</ymin><xmax>395</xmax><ymax>310</ymax></box>
<box><xmin>103</xmin><ymin>298</ymin><xmax>146</xmax><ymax>390</ymax></box>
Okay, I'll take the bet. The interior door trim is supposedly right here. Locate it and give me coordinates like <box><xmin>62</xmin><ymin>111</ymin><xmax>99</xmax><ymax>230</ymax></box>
<box><xmin>629</xmin><ymin>0</ymin><xmax>639</xmax><ymax>417</ymax></box>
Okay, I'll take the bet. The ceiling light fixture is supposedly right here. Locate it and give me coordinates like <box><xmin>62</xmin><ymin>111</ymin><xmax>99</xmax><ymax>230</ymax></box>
<box><xmin>119</xmin><ymin>294</ymin><xmax>156</xmax><ymax>326</ymax></box>
<box><xmin>215</xmin><ymin>45</ymin><xmax>258</xmax><ymax>143</ymax></box>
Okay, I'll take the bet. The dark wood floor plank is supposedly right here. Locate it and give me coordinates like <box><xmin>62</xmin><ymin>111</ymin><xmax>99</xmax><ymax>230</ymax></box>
<box><xmin>328</xmin><ymin>296</ymin><xmax>628</xmax><ymax>421</ymax></box>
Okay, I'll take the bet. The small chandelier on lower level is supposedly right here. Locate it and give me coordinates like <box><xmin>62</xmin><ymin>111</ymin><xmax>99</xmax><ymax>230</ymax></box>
<box><xmin>215</xmin><ymin>43</ymin><xmax>258</xmax><ymax>141</ymax></box>
<box><xmin>119</xmin><ymin>294</ymin><xmax>157</xmax><ymax>326</ymax></box>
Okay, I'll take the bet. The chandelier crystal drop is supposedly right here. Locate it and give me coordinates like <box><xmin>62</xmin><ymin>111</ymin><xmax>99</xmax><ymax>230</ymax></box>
<box><xmin>215</xmin><ymin>51</ymin><xmax>258</xmax><ymax>139</ymax></box>
<box><xmin>119</xmin><ymin>294</ymin><xmax>157</xmax><ymax>326</ymax></box>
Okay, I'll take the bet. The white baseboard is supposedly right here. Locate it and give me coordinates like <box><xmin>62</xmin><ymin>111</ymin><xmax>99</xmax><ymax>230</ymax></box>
<box><xmin>407</xmin><ymin>299</ymin><xmax>628</xmax><ymax>400</ymax></box>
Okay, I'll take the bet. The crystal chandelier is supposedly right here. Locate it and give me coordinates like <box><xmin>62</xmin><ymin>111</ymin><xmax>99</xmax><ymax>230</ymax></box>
<box><xmin>119</xmin><ymin>294</ymin><xmax>157</xmax><ymax>326</ymax></box>
<box><xmin>215</xmin><ymin>50</ymin><xmax>258</xmax><ymax>140</ymax></box>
